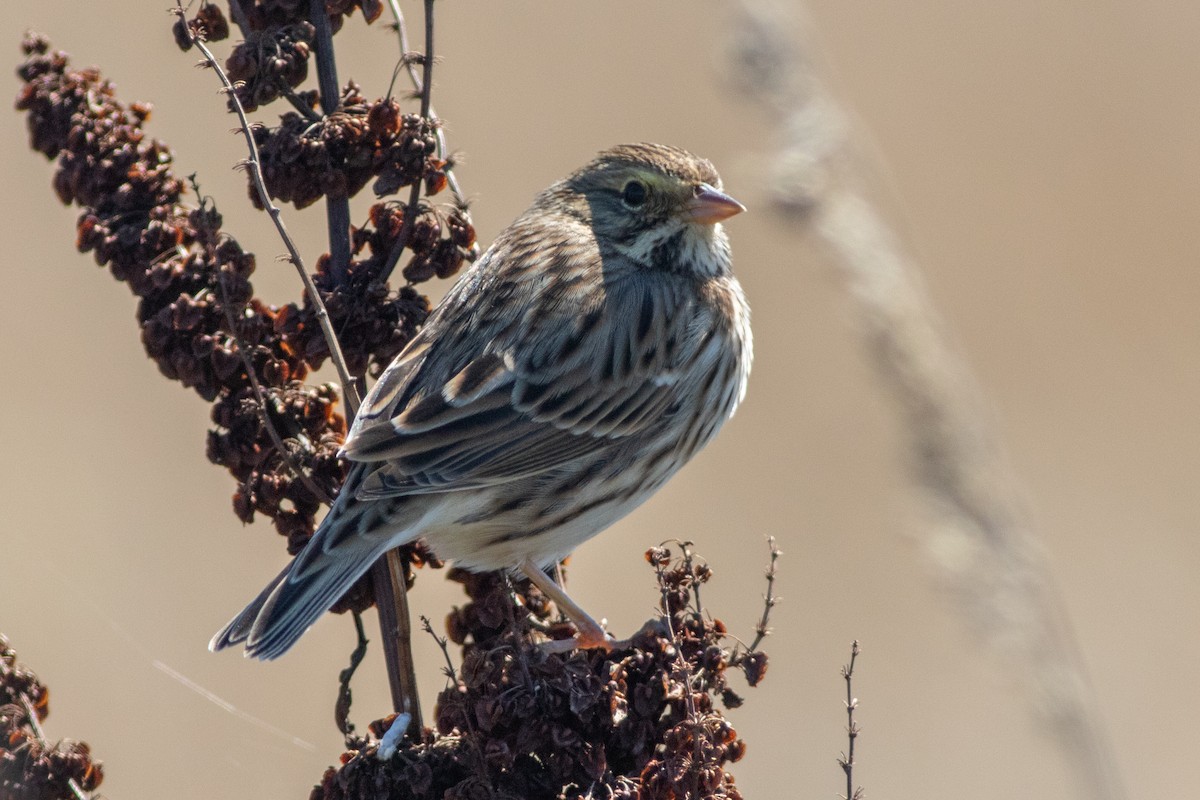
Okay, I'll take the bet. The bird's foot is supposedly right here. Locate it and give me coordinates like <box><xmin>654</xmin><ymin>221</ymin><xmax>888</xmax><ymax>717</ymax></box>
<box><xmin>538</xmin><ymin>617</ymin><xmax>615</xmax><ymax>654</ymax></box>
<box><xmin>537</xmin><ymin>617</ymin><xmax>672</xmax><ymax>654</ymax></box>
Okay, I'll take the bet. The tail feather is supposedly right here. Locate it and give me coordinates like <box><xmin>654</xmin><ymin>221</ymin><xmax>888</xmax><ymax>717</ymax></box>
<box><xmin>242</xmin><ymin>553</ymin><xmax>387</xmax><ymax>659</ymax></box>
<box><xmin>210</xmin><ymin>466</ymin><xmax>425</xmax><ymax>660</ymax></box>
<box><xmin>209</xmin><ymin>561</ymin><xmax>291</xmax><ymax>652</ymax></box>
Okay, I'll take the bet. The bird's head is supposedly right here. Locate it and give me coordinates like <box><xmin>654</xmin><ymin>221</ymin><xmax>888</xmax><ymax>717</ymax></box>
<box><xmin>550</xmin><ymin>143</ymin><xmax>745</xmax><ymax>277</ymax></box>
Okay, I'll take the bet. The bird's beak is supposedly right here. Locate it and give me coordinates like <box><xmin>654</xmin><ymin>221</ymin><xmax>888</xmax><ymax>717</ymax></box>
<box><xmin>685</xmin><ymin>183</ymin><xmax>746</xmax><ymax>225</ymax></box>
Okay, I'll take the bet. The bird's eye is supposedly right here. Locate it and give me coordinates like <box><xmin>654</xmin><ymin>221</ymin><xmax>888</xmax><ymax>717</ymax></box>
<box><xmin>622</xmin><ymin>180</ymin><xmax>648</xmax><ymax>208</ymax></box>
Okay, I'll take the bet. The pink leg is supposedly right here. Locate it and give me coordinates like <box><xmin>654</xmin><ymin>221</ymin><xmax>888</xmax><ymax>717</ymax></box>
<box><xmin>519</xmin><ymin>560</ymin><xmax>613</xmax><ymax>652</ymax></box>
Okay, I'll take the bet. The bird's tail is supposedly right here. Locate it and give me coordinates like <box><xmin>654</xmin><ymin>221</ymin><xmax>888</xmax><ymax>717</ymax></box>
<box><xmin>209</xmin><ymin>465</ymin><xmax>421</xmax><ymax>659</ymax></box>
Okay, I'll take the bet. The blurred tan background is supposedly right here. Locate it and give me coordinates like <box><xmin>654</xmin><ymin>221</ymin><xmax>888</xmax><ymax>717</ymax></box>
<box><xmin>3</xmin><ymin>2</ymin><xmax>1198</xmax><ymax>798</ymax></box>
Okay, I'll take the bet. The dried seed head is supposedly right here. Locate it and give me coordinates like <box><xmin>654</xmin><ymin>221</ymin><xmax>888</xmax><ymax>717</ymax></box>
<box><xmin>1</xmin><ymin>635</ymin><xmax>105</xmax><ymax>797</ymax></box>
<box><xmin>16</xmin><ymin>37</ymin><xmax>442</xmax><ymax>602</ymax></box>
<box><xmin>312</xmin><ymin>548</ymin><xmax>767</xmax><ymax>798</ymax></box>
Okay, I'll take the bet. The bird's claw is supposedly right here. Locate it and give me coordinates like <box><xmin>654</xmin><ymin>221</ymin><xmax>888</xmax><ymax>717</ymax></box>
<box><xmin>538</xmin><ymin>620</ymin><xmax>616</xmax><ymax>654</ymax></box>
<box><xmin>537</xmin><ymin>617</ymin><xmax>672</xmax><ymax>654</ymax></box>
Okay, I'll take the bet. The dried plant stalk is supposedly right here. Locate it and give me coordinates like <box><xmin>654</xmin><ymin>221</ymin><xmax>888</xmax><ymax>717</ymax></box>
<box><xmin>0</xmin><ymin>634</ymin><xmax>102</xmax><ymax>800</ymax></box>
<box><xmin>727</xmin><ymin>4</ymin><xmax>1126</xmax><ymax>799</ymax></box>
<box><xmin>15</xmin><ymin>5</ymin><xmax>771</xmax><ymax>798</ymax></box>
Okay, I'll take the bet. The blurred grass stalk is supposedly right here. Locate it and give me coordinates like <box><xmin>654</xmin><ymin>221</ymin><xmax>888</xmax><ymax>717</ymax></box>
<box><xmin>727</xmin><ymin>3</ymin><xmax>1127</xmax><ymax>798</ymax></box>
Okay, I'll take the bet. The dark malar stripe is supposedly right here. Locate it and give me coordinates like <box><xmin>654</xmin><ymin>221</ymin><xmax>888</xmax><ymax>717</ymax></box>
<box><xmin>649</xmin><ymin>230</ymin><xmax>686</xmax><ymax>274</ymax></box>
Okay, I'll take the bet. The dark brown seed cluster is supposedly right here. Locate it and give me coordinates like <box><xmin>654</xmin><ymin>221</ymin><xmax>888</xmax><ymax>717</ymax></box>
<box><xmin>443</xmin><ymin>567</ymin><xmax>558</xmax><ymax>653</ymax></box>
<box><xmin>276</xmin><ymin>197</ymin><xmax>476</xmax><ymax>379</ymax></box>
<box><xmin>174</xmin><ymin>2</ymin><xmax>385</xmax><ymax>111</ymax></box>
<box><xmin>0</xmin><ymin>634</ymin><xmax>104</xmax><ymax>800</ymax></box>
<box><xmin>15</xmin><ymin>34</ymin><xmax>335</xmax><ymax>543</ymax></box>
<box><xmin>249</xmin><ymin>83</ymin><xmax>443</xmax><ymax>209</ymax></box>
<box><xmin>172</xmin><ymin>2</ymin><xmax>231</xmax><ymax>51</ymax></box>
<box><xmin>339</xmin><ymin>202</ymin><xmax>478</xmax><ymax>376</ymax></box>
<box><xmin>389</xmin><ymin>200</ymin><xmax>477</xmax><ymax>285</ymax></box>
<box><xmin>313</xmin><ymin>547</ymin><xmax>766</xmax><ymax>800</ymax></box>
<box><xmin>239</xmin><ymin>73</ymin><xmax>476</xmax><ymax>301</ymax></box>
<box><xmin>223</xmin><ymin>0</ymin><xmax>385</xmax><ymax>32</ymax></box>
<box><xmin>13</xmin><ymin>36</ymin><xmax>437</xmax><ymax>580</ymax></box>
<box><xmin>226</xmin><ymin>20</ymin><xmax>317</xmax><ymax>112</ymax></box>
<box><xmin>209</xmin><ymin>378</ymin><xmax>346</xmax><ymax>549</ymax></box>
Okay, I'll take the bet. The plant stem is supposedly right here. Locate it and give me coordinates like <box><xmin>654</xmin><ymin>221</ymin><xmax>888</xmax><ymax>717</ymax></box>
<box><xmin>386</xmin><ymin>0</ymin><xmax>469</xmax><ymax>210</ymax></box>
<box><xmin>379</xmin><ymin>0</ymin><xmax>436</xmax><ymax>283</ymax></box>
<box><xmin>747</xmin><ymin>536</ymin><xmax>780</xmax><ymax>653</ymax></box>
<box><xmin>187</xmin><ymin>20</ymin><xmax>361</xmax><ymax>418</ymax></box>
<box><xmin>360</xmin><ymin>0</ymin><xmax>440</xmax><ymax>732</ymax></box>
<box><xmin>371</xmin><ymin>551</ymin><xmax>423</xmax><ymax>735</ymax></box>
<box><xmin>310</xmin><ymin>0</ymin><xmax>352</xmax><ymax>286</ymax></box>
<box><xmin>840</xmin><ymin>641</ymin><xmax>860</xmax><ymax>800</ymax></box>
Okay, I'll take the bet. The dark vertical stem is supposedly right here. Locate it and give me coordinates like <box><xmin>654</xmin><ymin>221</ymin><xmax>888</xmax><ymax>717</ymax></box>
<box><xmin>419</xmin><ymin>0</ymin><xmax>434</xmax><ymax>118</ymax></box>
<box><xmin>227</xmin><ymin>0</ymin><xmax>251</xmax><ymax>36</ymax></box>
<box><xmin>324</xmin><ymin>196</ymin><xmax>352</xmax><ymax>286</ymax></box>
<box><xmin>371</xmin><ymin>552</ymin><xmax>423</xmax><ymax>734</ymax></box>
<box><xmin>309</xmin><ymin>0</ymin><xmax>351</xmax><ymax>285</ymax></box>
<box><xmin>186</xmin><ymin>24</ymin><xmax>361</xmax><ymax>416</ymax></box>
<box><xmin>368</xmin><ymin>0</ymin><xmax>438</xmax><ymax>731</ymax></box>
<box><xmin>306</xmin><ymin>0</ymin><xmax>418</xmax><ymax>728</ymax></box>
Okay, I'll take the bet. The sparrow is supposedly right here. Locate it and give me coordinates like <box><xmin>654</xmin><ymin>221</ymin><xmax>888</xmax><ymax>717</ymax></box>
<box><xmin>212</xmin><ymin>143</ymin><xmax>751</xmax><ymax>658</ymax></box>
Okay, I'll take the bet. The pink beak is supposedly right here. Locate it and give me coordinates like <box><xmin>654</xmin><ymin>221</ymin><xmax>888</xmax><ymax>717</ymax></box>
<box><xmin>685</xmin><ymin>183</ymin><xmax>746</xmax><ymax>225</ymax></box>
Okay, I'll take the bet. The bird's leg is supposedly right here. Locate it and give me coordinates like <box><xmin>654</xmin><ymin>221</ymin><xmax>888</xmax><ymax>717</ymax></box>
<box><xmin>519</xmin><ymin>559</ymin><xmax>614</xmax><ymax>652</ymax></box>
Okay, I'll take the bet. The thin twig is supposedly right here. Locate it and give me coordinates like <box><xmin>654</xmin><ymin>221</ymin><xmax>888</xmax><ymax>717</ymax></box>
<box><xmin>20</xmin><ymin>697</ymin><xmax>92</xmax><ymax>800</ymax></box>
<box><xmin>746</xmin><ymin>536</ymin><xmax>780</xmax><ymax>653</ymax></box>
<box><xmin>386</xmin><ymin>0</ymin><xmax>470</xmax><ymax>211</ymax></box>
<box><xmin>420</xmin><ymin>614</ymin><xmax>458</xmax><ymax>682</ymax></box>
<box><xmin>379</xmin><ymin>0</ymin><xmax>437</xmax><ymax>283</ymax></box>
<box><xmin>652</xmin><ymin>562</ymin><xmax>693</xmax><ymax>713</ymax></box>
<box><xmin>280</xmin><ymin>84</ymin><xmax>321</xmax><ymax>121</ymax></box>
<box><xmin>656</xmin><ymin>537</ymin><xmax>709</xmax><ymax>624</ymax></box>
<box><xmin>186</xmin><ymin>177</ymin><xmax>330</xmax><ymax>504</ymax></box>
<box><xmin>309</xmin><ymin>0</ymin><xmax>352</xmax><ymax>285</ymax></box>
<box><xmin>681</xmin><ymin>541</ymin><xmax>706</xmax><ymax>616</ymax></box>
<box><xmin>838</xmin><ymin>641</ymin><xmax>862</xmax><ymax>800</ymax></box>
<box><xmin>335</xmin><ymin>610</ymin><xmax>370</xmax><ymax>739</ymax></box>
<box><xmin>652</xmin><ymin>545</ymin><xmax>704</xmax><ymax>798</ymax></box>
<box><xmin>376</xmin><ymin>143</ymin><xmax>425</xmax><ymax>286</ymax></box>
<box><xmin>416</xmin><ymin>0</ymin><xmax>434</xmax><ymax>120</ymax></box>
<box><xmin>181</xmin><ymin>14</ymin><xmax>361</xmax><ymax>418</ymax></box>
<box><xmin>498</xmin><ymin>573</ymin><xmax>537</xmax><ymax>688</ymax></box>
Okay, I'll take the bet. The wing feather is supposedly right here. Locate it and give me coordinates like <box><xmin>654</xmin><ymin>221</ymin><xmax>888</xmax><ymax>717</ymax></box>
<box><xmin>339</xmin><ymin>213</ymin><xmax>698</xmax><ymax>500</ymax></box>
